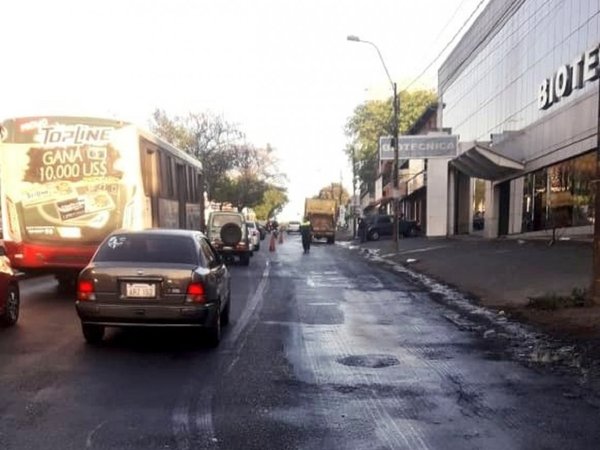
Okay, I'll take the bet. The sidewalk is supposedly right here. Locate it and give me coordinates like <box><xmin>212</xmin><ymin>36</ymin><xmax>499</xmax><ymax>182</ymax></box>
<box><xmin>352</xmin><ymin>233</ymin><xmax>600</xmax><ymax>340</ymax></box>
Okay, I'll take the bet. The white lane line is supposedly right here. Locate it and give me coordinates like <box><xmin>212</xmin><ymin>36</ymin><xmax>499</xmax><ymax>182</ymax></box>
<box><xmin>173</xmin><ymin>261</ymin><xmax>270</xmax><ymax>450</ymax></box>
<box><xmin>399</xmin><ymin>245</ymin><xmax>449</xmax><ymax>255</ymax></box>
<box><xmin>172</xmin><ymin>402</ymin><xmax>191</xmax><ymax>450</ymax></box>
<box><xmin>227</xmin><ymin>260</ymin><xmax>270</xmax><ymax>346</ymax></box>
<box><xmin>85</xmin><ymin>420</ymin><xmax>107</xmax><ymax>449</ymax></box>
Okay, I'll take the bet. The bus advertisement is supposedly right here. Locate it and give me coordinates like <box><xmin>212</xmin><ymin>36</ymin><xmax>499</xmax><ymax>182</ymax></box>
<box><xmin>0</xmin><ymin>116</ymin><xmax>203</xmax><ymax>285</ymax></box>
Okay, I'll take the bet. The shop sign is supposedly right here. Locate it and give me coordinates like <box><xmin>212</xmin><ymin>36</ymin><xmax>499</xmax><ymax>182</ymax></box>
<box><xmin>380</xmin><ymin>135</ymin><xmax>458</xmax><ymax>160</ymax></box>
<box><xmin>538</xmin><ymin>44</ymin><xmax>600</xmax><ymax>110</ymax></box>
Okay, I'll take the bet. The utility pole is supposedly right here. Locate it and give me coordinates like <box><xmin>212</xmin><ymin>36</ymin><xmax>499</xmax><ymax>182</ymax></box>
<box><xmin>392</xmin><ymin>82</ymin><xmax>400</xmax><ymax>252</ymax></box>
<box><xmin>352</xmin><ymin>146</ymin><xmax>357</xmax><ymax>238</ymax></box>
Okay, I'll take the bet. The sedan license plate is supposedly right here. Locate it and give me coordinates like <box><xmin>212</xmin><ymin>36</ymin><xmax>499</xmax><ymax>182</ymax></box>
<box><xmin>126</xmin><ymin>283</ymin><xmax>156</xmax><ymax>298</ymax></box>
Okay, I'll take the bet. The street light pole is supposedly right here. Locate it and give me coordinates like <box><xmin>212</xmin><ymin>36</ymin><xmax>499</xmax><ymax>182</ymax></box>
<box><xmin>347</xmin><ymin>35</ymin><xmax>400</xmax><ymax>251</ymax></box>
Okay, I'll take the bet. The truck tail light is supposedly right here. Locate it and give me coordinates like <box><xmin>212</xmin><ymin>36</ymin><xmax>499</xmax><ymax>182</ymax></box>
<box><xmin>186</xmin><ymin>282</ymin><xmax>206</xmax><ymax>303</ymax></box>
<box><xmin>77</xmin><ymin>280</ymin><xmax>96</xmax><ymax>301</ymax></box>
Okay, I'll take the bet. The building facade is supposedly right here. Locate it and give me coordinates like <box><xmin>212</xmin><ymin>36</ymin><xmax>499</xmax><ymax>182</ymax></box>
<box><xmin>439</xmin><ymin>0</ymin><xmax>599</xmax><ymax>238</ymax></box>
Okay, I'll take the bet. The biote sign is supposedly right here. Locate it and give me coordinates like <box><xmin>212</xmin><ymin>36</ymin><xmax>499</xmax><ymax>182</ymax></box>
<box><xmin>379</xmin><ymin>135</ymin><xmax>458</xmax><ymax>160</ymax></box>
<box><xmin>538</xmin><ymin>44</ymin><xmax>600</xmax><ymax>110</ymax></box>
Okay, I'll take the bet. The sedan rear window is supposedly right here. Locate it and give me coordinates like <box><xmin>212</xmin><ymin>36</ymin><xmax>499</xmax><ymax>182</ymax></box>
<box><xmin>95</xmin><ymin>234</ymin><xmax>198</xmax><ymax>265</ymax></box>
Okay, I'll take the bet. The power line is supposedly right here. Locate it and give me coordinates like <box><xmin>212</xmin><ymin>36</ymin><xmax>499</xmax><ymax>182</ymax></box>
<box><xmin>430</xmin><ymin>0</ymin><xmax>472</xmax><ymax>47</ymax></box>
<box><xmin>401</xmin><ymin>0</ymin><xmax>488</xmax><ymax>92</ymax></box>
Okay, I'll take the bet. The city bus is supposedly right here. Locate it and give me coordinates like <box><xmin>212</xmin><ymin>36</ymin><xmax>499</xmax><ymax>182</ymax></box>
<box><xmin>0</xmin><ymin>116</ymin><xmax>203</xmax><ymax>288</ymax></box>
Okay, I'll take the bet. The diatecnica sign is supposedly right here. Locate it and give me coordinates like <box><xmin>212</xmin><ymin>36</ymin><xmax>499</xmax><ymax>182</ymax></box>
<box><xmin>379</xmin><ymin>135</ymin><xmax>458</xmax><ymax>160</ymax></box>
<box><xmin>538</xmin><ymin>44</ymin><xmax>599</xmax><ymax>110</ymax></box>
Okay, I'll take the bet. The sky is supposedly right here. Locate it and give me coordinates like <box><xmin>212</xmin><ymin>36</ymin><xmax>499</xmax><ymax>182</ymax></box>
<box><xmin>0</xmin><ymin>0</ymin><xmax>487</xmax><ymax>221</ymax></box>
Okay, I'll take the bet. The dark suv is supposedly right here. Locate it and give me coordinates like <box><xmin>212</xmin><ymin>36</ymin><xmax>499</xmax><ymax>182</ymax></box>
<box><xmin>206</xmin><ymin>211</ymin><xmax>252</xmax><ymax>265</ymax></box>
<box><xmin>364</xmin><ymin>215</ymin><xmax>394</xmax><ymax>241</ymax></box>
<box><xmin>364</xmin><ymin>215</ymin><xmax>421</xmax><ymax>241</ymax></box>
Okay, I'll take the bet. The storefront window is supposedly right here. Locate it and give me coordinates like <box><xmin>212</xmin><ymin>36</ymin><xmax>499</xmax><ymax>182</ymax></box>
<box><xmin>521</xmin><ymin>152</ymin><xmax>595</xmax><ymax>233</ymax></box>
<box><xmin>472</xmin><ymin>179</ymin><xmax>485</xmax><ymax>230</ymax></box>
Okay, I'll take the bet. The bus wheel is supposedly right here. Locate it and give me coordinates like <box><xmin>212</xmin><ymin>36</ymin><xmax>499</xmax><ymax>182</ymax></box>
<box><xmin>0</xmin><ymin>285</ymin><xmax>19</xmax><ymax>327</ymax></box>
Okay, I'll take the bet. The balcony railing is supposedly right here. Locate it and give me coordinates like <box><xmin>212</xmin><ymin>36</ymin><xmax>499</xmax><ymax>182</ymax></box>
<box><xmin>406</xmin><ymin>170</ymin><xmax>426</xmax><ymax>196</ymax></box>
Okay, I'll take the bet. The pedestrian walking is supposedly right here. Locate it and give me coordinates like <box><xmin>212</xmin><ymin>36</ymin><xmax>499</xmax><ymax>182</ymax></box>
<box><xmin>299</xmin><ymin>217</ymin><xmax>312</xmax><ymax>253</ymax></box>
<box><xmin>268</xmin><ymin>218</ymin><xmax>279</xmax><ymax>252</ymax></box>
<box><xmin>358</xmin><ymin>217</ymin><xmax>366</xmax><ymax>243</ymax></box>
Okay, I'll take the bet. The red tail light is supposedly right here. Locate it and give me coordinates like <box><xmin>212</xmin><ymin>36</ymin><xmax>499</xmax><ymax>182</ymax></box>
<box><xmin>77</xmin><ymin>279</ymin><xmax>95</xmax><ymax>301</ymax></box>
<box><xmin>186</xmin><ymin>282</ymin><xmax>206</xmax><ymax>303</ymax></box>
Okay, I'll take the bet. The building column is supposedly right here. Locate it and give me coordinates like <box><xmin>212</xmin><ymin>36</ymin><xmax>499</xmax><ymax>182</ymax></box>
<box><xmin>483</xmin><ymin>180</ymin><xmax>499</xmax><ymax>238</ymax></box>
<box><xmin>456</xmin><ymin>172</ymin><xmax>471</xmax><ymax>234</ymax></box>
<box><xmin>509</xmin><ymin>177</ymin><xmax>524</xmax><ymax>234</ymax></box>
<box><xmin>426</xmin><ymin>158</ymin><xmax>451</xmax><ymax>237</ymax></box>
<box><xmin>447</xmin><ymin>166</ymin><xmax>456</xmax><ymax>235</ymax></box>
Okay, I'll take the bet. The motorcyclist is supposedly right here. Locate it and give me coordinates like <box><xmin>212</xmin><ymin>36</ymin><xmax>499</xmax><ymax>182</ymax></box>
<box><xmin>299</xmin><ymin>217</ymin><xmax>312</xmax><ymax>253</ymax></box>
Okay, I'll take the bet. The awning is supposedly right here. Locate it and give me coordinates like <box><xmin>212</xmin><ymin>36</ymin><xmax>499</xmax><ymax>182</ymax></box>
<box><xmin>451</xmin><ymin>143</ymin><xmax>524</xmax><ymax>180</ymax></box>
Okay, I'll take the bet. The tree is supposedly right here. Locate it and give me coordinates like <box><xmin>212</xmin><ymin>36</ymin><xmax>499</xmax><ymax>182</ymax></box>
<box><xmin>254</xmin><ymin>187</ymin><xmax>288</xmax><ymax>221</ymax></box>
<box><xmin>219</xmin><ymin>143</ymin><xmax>287</xmax><ymax>212</ymax></box>
<box><xmin>317</xmin><ymin>182</ymin><xmax>350</xmax><ymax>205</ymax></box>
<box><xmin>344</xmin><ymin>89</ymin><xmax>437</xmax><ymax>186</ymax></box>
<box><xmin>149</xmin><ymin>109</ymin><xmax>243</xmax><ymax>200</ymax></box>
<box><xmin>150</xmin><ymin>109</ymin><xmax>288</xmax><ymax>216</ymax></box>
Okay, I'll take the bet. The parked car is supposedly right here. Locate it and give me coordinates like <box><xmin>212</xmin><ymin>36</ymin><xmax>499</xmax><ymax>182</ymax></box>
<box><xmin>287</xmin><ymin>221</ymin><xmax>301</xmax><ymax>233</ymax></box>
<box><xmin>246</xmin><ymin>221</ymin><xmax>260</xmax><ymax>251</ymax></box>
<box><xmin>0</xmin><ymin>244</ymin><xmax>19</xmax><ymax>327</ymax></box>
<box><xmin>206</xmin><ymin>211</ymin><xmax>252</xmax><ymax>265</ymax></box>
<box><xmin>363</xmin><ymin>214</ymin><xmax>421</xmax><ymax>241</ymax></box>
<box><xmin>76</xmin><ymin>229</ymin><xmax>231</xmax><ymax>347</ymax></box>
<box><xmin>364</xmin><ymin>215</ymin><xmax>394</xmax><ymax>241</ymax></box>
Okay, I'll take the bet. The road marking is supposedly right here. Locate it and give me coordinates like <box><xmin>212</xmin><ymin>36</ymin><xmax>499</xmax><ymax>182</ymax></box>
<box><xmin>399</xmin><ymin>245</ymin><xmax>449</xmax><ymax>254</ymax></box>
<box><xmin>227</xmin><ymin>260</ymin><xmax>270</xmax><ymax>346</ymax></box>
<box><xmin>172</xmin><ymin>261</ymin><xmax>271</xmax><ymax>450</ymax></box>
<box><xmin>85</xmin><ymin>420</ymin><xmax>107</xmax><ymax>449</ymax></box>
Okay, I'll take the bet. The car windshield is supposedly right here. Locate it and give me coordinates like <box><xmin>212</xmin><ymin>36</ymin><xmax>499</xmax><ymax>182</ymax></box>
<box><xmin>94</xmin><ymin>234</ymin><xmax>198</xmax><ymax>265</ymax></box>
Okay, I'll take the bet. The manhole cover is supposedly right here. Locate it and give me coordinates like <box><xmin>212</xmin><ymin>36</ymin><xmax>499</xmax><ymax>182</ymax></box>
<box><xmin>337</xmin><ymin>354</ymin><xmax>400</xmax><ymax>368</ymax></box>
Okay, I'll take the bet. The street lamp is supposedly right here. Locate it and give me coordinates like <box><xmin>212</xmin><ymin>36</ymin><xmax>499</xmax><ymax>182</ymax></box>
<box><xmin>347</xmin><ymin>35</ymin><xmax>400</xmax><ymax>251</ymax></box>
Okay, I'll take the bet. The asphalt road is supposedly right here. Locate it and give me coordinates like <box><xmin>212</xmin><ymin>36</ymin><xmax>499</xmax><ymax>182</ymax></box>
<box><xmin>1</xmin><ymin>234</ymin><xmax>600</xmax><ymax>449</ymax></box>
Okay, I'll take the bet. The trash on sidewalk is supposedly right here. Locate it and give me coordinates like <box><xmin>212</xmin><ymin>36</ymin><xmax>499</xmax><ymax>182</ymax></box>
<box><xmin>406</xmin><ymin>258</ymin><xmax>418</xmax><ymax>264</ymax></box>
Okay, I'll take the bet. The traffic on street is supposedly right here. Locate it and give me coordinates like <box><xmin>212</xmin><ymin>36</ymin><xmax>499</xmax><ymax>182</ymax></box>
<box><xmin>3</xmin><ymin>0</ymin><xmax>600</xmax><ymax>449</ymax></box>
<box><xmin>1</xmin><ymin>234</ymin><xmax>600</xmax><ymax>449</ymax></box>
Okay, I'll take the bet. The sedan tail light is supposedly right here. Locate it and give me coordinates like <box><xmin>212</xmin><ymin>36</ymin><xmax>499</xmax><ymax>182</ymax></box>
<box><xmin>186</xmin><ymin>282</ymin><xmax>206</xmax><ymax>303</ymax></box>
<box><xmin>77</xmin><ymin>279</ymin><xmax>96</xmax><ymax>301</ymax></box>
